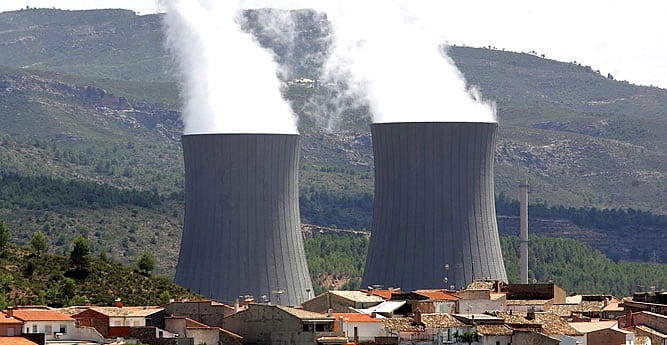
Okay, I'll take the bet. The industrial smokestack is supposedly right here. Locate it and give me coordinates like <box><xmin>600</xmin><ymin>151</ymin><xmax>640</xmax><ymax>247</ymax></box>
<box><xmin>363</xmin><ymin>122</ymin><xmax>507</xmax><ymax>291</ymax></box>
<box><xmin>175</xmin><ymin>134</ymin><xmax>313</xmax><ymax>305</ymax></box>
<box><xmin>519</xmin><ymin>180</ymin><xmax>529</xmax><ymax>284</ymax></box>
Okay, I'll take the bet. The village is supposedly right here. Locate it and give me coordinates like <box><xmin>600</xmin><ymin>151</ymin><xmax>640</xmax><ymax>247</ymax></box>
<box><xmin>1</xmin><ymin>280</ymin><xmax>665</xmax><ymax>345</ymax></box>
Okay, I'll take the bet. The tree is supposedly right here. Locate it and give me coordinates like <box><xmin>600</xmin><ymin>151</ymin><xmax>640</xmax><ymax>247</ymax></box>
<box><xmin>0</xmin><ymin>220</ymin><xmax>10</xmax><ymax>255</ymax></box>
<box><xmin>136</xmin><ymin>252</ymin><xmax>155</xmax><ymax>275</ymax></box>
<box><xmin>454</xmin><ymin>330</ymin><xmax>480</xmax><ymax>345</ymax></box>
<box><xmin>30</xmin><ymin>231</ymin><xmax>49</xmax><ymax>256</ymax></box>
<box><xmin>69</xmin><ymin>236</ymin><xmax>92</xmax><ymax>273</ymax></box>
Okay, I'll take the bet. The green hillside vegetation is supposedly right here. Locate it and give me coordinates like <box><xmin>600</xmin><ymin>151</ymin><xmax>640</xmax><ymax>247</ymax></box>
<box><xmin>0</xmin><ymin>237</ymin><xmax>198</xmax><ymax>309</ymax></box>
<box><xmin>304</xmin><ymin>231</ymin><xmax>667</xmax><ymax>297</ymax></box>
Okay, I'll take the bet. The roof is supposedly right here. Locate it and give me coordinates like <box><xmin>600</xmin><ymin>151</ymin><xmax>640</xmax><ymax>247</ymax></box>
<box><xmin>506</xmin><ymin>299</ymin><xmax>551</xmax><ymax>306</ymax></box>
<box><xmin>0</xmin><ymin>338</ymin><xmax>39</xmax><ymax>345</ymax></box>
<box><xmin>414</xmin><ymin>290</ymin><xmax>460</xmax><ymax>301</ymax></box>
<box><xmin>569</xmin><ymin>320</ymin><xmax>618</xmax><ymax>333</ymax></box>
<box><xmin>354</xmin><ymin>300</ymin><xmax>406</xmax><ymax>314</ymax></box>
<box><xmin>476</xmin><ymin>324</ymin><xmax>514</xmax><ymax>336</ymax></box>
<box><xmin>533</xmin><ymin>312</ymin><xmax>582</xmax><ymax>336</ymax></box>
<box><xmin>10</xmin><ymin>309</ymin><xmax>75</xmax><ymax>322</ymax></box>
<box><xmin>276</xmin><ymin>305</ymin><xmax>334</xmax><ymax>321</ymax></box>
<box><xmin>86</xmin><ymin>306</ymin><xmax>164</xmax><ymax>317</ymax></box>
<box><xmin>0</xmin><ymin>313</ymin><xmax>23</xmax><ymax>324</ymax></box>
<box><xmin>636</xmin><ymin>325</ymin><xmax>667</xmax><ymax>339</ymax></box>
<box><xmin>329</xmin><ymin>290</ymin><xmax>385</xmax><ymax>303</ymax></box>
<box><xmin>333</xmin><ymin>313</ymin><xmax>382</xmax><ymax>323</ymax></box>
<box><xmin>466</xmin><ymin>281</ymin><xmax>494</xmax><ymax>290</ymax></box>
<box><xmin>490</xmin><ymin>292</ymin><xmax>506</xmax><ymax>301</ymax></box>
<box><xmin>186</xmin><ymin>318</ymin><xmax>210</xmax><ymax>328</ymax></box>
<box><xmin>421</xmin><ymin>314</ymin><xmax>465</xmax><ymax>328</ymax></box>
<box><xmin>382</xmin><ymin>317</ymin><xmax>424</xmax><ymax>332</ymax></box>
<box><xmin>493</xmin><ymin>311</ymin><xmax>540</xmax><ymax>327</ymax></box>
<box><xmin>603</xmin><ymin>302</ymin><xmax>623</xmax><ymax>312</ymax></box>
<box><xmin>369</xmin><ymin>290</ymin><xmax>393</xmax><ymax>299</ymax></box>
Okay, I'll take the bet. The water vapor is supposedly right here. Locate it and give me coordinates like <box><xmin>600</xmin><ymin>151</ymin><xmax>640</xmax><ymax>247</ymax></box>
<box><xmin>320</xmin><ymin>0</ymin><xmax>496</xmax><ymax>123</ymax></box>
<box><xmin>161</xmin><ymin>0</ymin><xmax>297</xmax><ymax>134</ymax></box>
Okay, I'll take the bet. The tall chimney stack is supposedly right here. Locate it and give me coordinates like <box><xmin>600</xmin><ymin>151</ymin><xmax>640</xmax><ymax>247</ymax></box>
<box><xmin>519</xmin><ymin>180</ymin><xmax>529</xmax><ymax>284</ymax></box>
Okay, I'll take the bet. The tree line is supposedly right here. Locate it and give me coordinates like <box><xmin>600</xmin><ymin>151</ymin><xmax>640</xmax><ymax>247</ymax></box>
<box><xmin>0</xmin><ymin>171</ymin><xmax>162</xmax><ymax>210</ymax></box>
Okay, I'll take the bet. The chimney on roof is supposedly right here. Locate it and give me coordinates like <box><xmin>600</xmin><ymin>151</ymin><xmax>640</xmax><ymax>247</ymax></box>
<box><xmin>115</xmin><ymin>298</ymin><xmax>123</xmax><ymax>308</ymax></box>
<box><xmin>6</xmin><ymin>306</ymin><xmax>13</xmax><ymax>318</ymax></box>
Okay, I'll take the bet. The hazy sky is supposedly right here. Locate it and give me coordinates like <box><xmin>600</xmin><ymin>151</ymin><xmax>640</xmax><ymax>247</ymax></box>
<box><xmin>1</xmin><ymin>0</ymin><xmax>665</xmax><ymax>89</ymax></box>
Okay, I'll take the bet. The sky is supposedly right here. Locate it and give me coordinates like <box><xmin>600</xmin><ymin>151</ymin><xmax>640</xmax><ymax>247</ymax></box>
<box><xmin>0</xmin><ymin>0</ymin><xmax>665</xmax><ymax>89</ymax></box>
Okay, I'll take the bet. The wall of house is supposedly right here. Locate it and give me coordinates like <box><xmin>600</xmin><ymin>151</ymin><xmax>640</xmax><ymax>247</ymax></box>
<box><xmin>302</xmin><ymin>293</ymin><xmax>357</xmax><ymax>313</ymax></box>
<box><xmin>629</xmin><ymin>312</ymin><xmax>667</xmax><ymax>334</ymax></box>
<box><xmin>481</xmin><ymin>335</ymin><xmax>511</xmax><ymax>345</ymax></box>
<box><xmin>0</xmin><ymin>323</ymin><xmax>22</xmax><ymax>336</ymax></box>
<box><xmin>69</xmin><ymin>325</ymin><xmax>107</xmax><ymax>343</ymax></box>
<box><xmin>109</xmin><ymin>316</ymin><xmax>146</xmax><ymax>327</ymax></box>
<box><xmin>587</xmin><ymin>328</ymin><xmax>627</xmax><ymax>345</ymax></box>
<box><xmin>561</xmin><ymin>334</ymin><xmax>585</xmax><ymax>345</ymax></box>
<box><xmin>225</xmin><ymin>306</ymin><xmax>331</xmax><ymax>345</ymax></box>
<box><xmin>164</xmin><ymin>318</ymin><xmax>187</xmax><ymax>336</ymax></box>
<box><xmin>512</xmin><ymin>331</ymin><xmax>559</xmax><ymax>345</ymax></box>
<box><xmin>23</xmin><ymin>320</ymin><xmax>75</xmax><ymax>340</ymax></box>
<box><xmin>457</xmin><ymin>299</ymin><xmax>504</xmax><ymax>314</ymax></box>
<box><xmin>74</xmin><ymin>309</ymin><xmax>110</xmax><ymax>337</ymax></box>
<box><xmin>164</xmin><ymin>302</ymin><xmax>233</xmax><ymax>328</ymax></box>
<box><xmin>186</xmin><ymin>328</ymin><xmax>219</xmax><ymax>345</ymax></box>
<box><xmin>341</xmin><ymin>322</ymin><xmax>383</xmax><ymax>342</ymax></box>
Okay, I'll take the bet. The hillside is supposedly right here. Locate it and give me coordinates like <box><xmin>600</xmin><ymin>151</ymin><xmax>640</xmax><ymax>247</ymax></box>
<box><xmin>0</xmin><ymin>8</ymin><xmax>664</xmax><ymax>279</ymax></box>
<box><xmin>0</xmin><ymin>243</ymin><xmax>199</xmax><ymax>308</ymax></box>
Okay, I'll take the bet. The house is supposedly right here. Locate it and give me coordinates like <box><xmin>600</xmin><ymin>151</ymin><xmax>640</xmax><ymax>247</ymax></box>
<box><xmin>619</xmin><ymin>311</ymin><xmax>667</xmax><ymax>345</ymax></box>
<box><xmin>502</xmin><ymin>283</ymin><xmax>566</xmax><ymax>312</ymax></box>
<box><xmin>622</xmin><ymin>291</ymin><xmax>667</xmax><ymax>316</ymax></box>
<box><xmin>409</xmin><ymin>290</ymin><xmax>460</xmax><ymax>314</ymax></box>
<box><xmin>224</xmin><ymin>303</ymin><xmax>341</xmax><ymax>345</ymax></box>
<box><xmin>453</xmin><ymin>313</ymin><xmax>513</xmax><ymax>345</ymax></box>
<box><xmin>164</xmin><ymin>315</ymin><xmax>242</xmax><ymax>345</ymax></box>
<box><xmin>9</xmin><ymin>307</ymin><xmax>76</xmax><ymax>341</ymax></box>
<box><xmin>302</xmin><ymin>290</ymin><xmax>385</xmax><ymax>314</ymax></box>
<box><xmin>333</xmin><ymin>312</ymin><xmax>383</xmax><ymax>342</ymax></box>
<box><xmin>163</xmin><ymin>299</ymin><xmax>236</xmax><ymax>328</ymax></box>
<box><xmin>570</xmin><ymin>319</ymin><xmax>634</xmax><ymax>345</ymax></box>
<box><xmin>0</xmin><ymin>309</ymin><xmax>23</xmax><ymax>336</ymax></box>
<box><xmin>381</xmin><ymin>313</ymin><xmax>470</xmax><ymax>344</ymax></box>
<box><xmin>455</xmin><ymin>288</ymin><xmax>505</xmax><ymax>314</ymax></box>
<box><xmin>72</xmin><ymin>305</ymin><xmax>164</xmax><ymax>338</ymax></box>
<box><xmin>354</xmin><ymin>300</ymin><xmax>407</xmax><ymax>318</ymax></box>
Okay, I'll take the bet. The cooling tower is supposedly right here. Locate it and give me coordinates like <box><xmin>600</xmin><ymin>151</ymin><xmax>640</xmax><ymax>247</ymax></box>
<box><xmin>175</xmin><ymin>134</ymin><xmax>313</xmax><ymax>305</ymax></box>
<box><xmin>363</xmin><ymin>122</ymin><xmax>507</xmax><ymax>291</ymax></box>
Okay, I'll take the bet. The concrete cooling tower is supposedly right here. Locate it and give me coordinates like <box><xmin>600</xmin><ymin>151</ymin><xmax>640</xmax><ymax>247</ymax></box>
<box><xmin>363</xmin><ymin>122</ymin><xmax>507</xmax><ymax>291</ymax></box>
<box><xmin>175</xmin><ymin>134</ymin><xmax>313</xmax><ymax>306</ymax></box>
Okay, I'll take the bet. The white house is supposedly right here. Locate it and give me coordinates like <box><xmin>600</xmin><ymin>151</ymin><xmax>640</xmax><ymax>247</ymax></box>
<box><xmin>10</xmin><ymin>307</ymin><xmax>76</xmax><ymax>341</ymax></box>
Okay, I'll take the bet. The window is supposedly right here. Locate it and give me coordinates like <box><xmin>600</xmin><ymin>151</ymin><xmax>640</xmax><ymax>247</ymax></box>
<box><xmin>45</xmin><ymin>325</ymin><xmax>52</xmax><ymax>335</ymax></box>
<box><xmin>59</xmin><ymin>324</ymin><xmax>67</xmax><ymax>334</ymax></box>
<box><xmin>32</xmin><ymin>325</ymin><xmax>38</xmax><ymax>333</ymax></box>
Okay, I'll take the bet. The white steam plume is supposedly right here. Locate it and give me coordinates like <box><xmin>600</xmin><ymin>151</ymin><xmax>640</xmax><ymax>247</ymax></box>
<box><xmin>321</xmin><ymin>0</ymin><xmax>496</xmax><ymax>123</ymax></box>
<box><xmin>161</xmin><ymin>0</ymin><xmax>297</xmax><ymax>134</ymax></box>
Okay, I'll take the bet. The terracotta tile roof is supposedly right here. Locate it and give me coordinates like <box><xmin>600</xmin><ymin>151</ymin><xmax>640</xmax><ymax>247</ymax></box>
<box><xmin>10</xmin><ymin>309</ymin><xmax>75</xmax><ymax>322</ymax></box>
<box><xmin>549</xmin><ymin>304</ymin><xmax>579</xmax><ymax>317</ymax></box>
<box><xmin>382</xmin><ymin>317</ymin><xmax>424</xmax><ymax>332</ymax></box>
<box><xmin>476</xmin><ymin>324</ymin><xmax>514</xmax><ymax>336</ymax></box>
<box><xmin>533</xmin><ymin>313</ymin><xmax>581</xmax><ymax>336</ymax></box>
<box><xmin>0</xmin><ymin>337</ymin><xmax>39</xmax><ymax>345</ymax></box>
<box><xmin>414</xmin><ymin>290</ymin><xmax>459</xmax><ymax>301</ymax></box>
<box><xmin>492</xmin><ymin>312</ymin><xmax>540</xmax><ymax>327</ymax></box>
<box><xmin>421</xmin><ymin>314</ymin><xmax>465</xmax><ymax>328</ymax></box>
<box><xmin>0</xmin><ymin>312</ymin><xmax>23</xmax><ymax>324</ymax></box>
<box><xmin>370</xmin><ymin>290</ymin><xmax>393</xmax><ymax>300</ymax></box>
<box><xmin>333</xmin><ymin>313</ymin><xmax>382</xmax><ymax>323</ymax></box>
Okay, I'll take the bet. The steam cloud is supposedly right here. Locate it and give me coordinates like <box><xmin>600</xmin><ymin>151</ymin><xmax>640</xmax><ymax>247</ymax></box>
<box><xmin>161</xmin><ymin>0</ymin><xmax>297</xmax><ymax>134</ymax></box>
<box><xmin>321</xmin><ymin>1</ymin><xmax>497</xmax><ymax>123</ymax></box>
